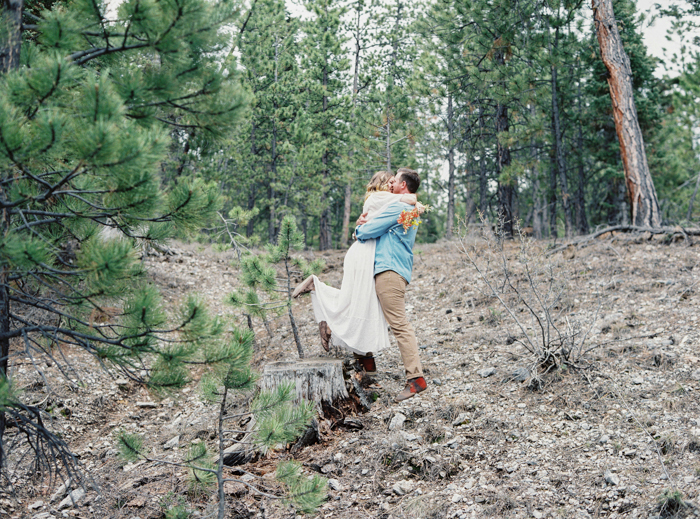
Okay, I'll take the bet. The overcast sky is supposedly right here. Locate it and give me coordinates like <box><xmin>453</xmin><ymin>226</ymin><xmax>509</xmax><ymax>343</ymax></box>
<box><xmin>636</xmin><ymin>0</ymin><xmax>700</xmax><ymax>76</ymax></box>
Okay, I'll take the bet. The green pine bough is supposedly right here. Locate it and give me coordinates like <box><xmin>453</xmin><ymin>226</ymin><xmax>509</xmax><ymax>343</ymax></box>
<box><xmin>0</xmin><ymin>0</ymin><xmax>325</xmax><ymax>508</ymax></box>
<box><xmin>227</xmin><ymin>216</ymin><xmax>324</xmax><ymax>358</ymax></box>
<box><xmin>116</xmin><ymin>328</ymin><xmax>326</xmax><ymax>517</ymax></box>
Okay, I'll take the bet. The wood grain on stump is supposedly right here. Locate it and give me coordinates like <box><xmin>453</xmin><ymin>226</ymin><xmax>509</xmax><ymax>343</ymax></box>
<box><xmin>260</xmin><ymin>357</ymin><xmax>348</xmax><ymax>406</ymax></box>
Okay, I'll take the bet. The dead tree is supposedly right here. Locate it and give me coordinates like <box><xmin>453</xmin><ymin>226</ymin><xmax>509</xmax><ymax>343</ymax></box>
<box><xmin>592</xmin><ymin>0</ymin><xmax>661</xmax><ymax>228</ymax></box>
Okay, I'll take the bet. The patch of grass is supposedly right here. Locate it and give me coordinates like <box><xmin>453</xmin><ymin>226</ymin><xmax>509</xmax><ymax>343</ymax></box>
<box><xmin>656</xmin><ymin>489</ymin><xmax>687</xmax><ymax>518</ymax></box>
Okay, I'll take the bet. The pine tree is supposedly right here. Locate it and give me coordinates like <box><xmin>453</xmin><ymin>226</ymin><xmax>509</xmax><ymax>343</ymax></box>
<box><xmin>118</xmin><ymin>328</ymin><xmax>326</xmax><ymax>518</ymax></box>
<box><xmin>228</xmin><ymin>216</ymin><xmax>324</xmax><ymax>358</ymax></box>
<box><xmin>0</xmin><ymin>0</ymin><xmax>249</xmax><ymax>482</ymax></box>
<box><xmin>300</xmin><ymin>0</ymin><xmax>350</xmax><ymax>250</ymax></box>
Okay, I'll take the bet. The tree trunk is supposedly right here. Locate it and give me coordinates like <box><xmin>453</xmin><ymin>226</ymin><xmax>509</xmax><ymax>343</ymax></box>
<box><xmin>284</xmin><ymin>257</ymin><xmax>304</xmax><ymax>358</ymax></box>
<box><xmin>0</xmin><ymin>0</ymin><xmax>21</xmax><ymax>465</ymax></box>
<box><xmin>687</xmin><ymin>173</ymin><xmax>700</xmax><ymax>221</ymax></box>
<box><xmin>0</xmin><ymin>0</ymin><xmax>23</xmax><ymax>73</ymax></box>
<box><xmin>319</xmin><ymin>59</ymin><xmax>332</xmax><ymax>251</ymax></box>
<box><xmin>445</xmin><ymin>94</ymin><xmax>456</xmax><ymax>239</ymax></box>
<box><xmin>531</xmin><ymin>141</ymin><xmax>544</xmax><ymax>239</ymax></box>
<box><xmin>495</xmin><ymin>102</ymin><xmax>514</xmax><ymax>237</ymax></box>
<box><xmin>260</xmin><ymin>358</ymin><xmax>349</xmax><ymax>406</ymax></box>
<box><xmin>592</xmin><ymin>0</ymin><xmax>661</xmax><ymax>227</ymax></box>
<box><xmin>549</xmin><ymin>27</ymin><xmax>573</xmax><ymax>238</ymax></box>
<box><xmin>0</xmin><ymin>193</ymin><xmax>9</xmax><ymax>472</ymax></box>
<box><xmin>575</xmin><ymin>77</ymin><xmax>589</xmax><ymax>234</ymax></box>
<box><xmin>549</xmin><ymin>153</ymin><xmax>558</xmax><ymax>238</ymax></box>
<box><xmin>478</xmin><ymin>106</ymin><xmax>488</xmax><ymax>216</ymax></box>
<box><xmin>340</xmin><ymin>6</ymin><xmax>363</xmax><ymax>249</ymax></box>
<box><xmin>339</xmin><ymin>183</ymin><xmax>352</xmax><ymax>247</ymax></box>
<box><xmin>494</xmin><ymin>44</ymin><xmax>514</xmax><ymax>237</ymax></box>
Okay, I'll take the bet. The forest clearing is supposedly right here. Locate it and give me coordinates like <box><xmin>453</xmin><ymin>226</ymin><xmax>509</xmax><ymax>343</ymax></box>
<box><xmin>4</xmin><ymin>233</ymin><xmax>700</xmax><ymax>519</ymax></box>
<box><xmin>3</xmin><ymin>0</ymin><xmax>700</xmax><ymax>516</ymax></box>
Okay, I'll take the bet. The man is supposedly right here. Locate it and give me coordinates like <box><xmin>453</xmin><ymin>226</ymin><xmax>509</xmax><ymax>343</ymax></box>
<box><xmin>354</xmin><ymin>168</ymin><xmax>426</xmax><ymax>402</ymax></box>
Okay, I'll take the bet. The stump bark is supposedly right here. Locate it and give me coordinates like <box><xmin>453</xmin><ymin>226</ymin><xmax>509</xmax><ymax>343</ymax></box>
<box><xmin>260</xmin><ymin>357</ymin><xmax>348</xmax><ymax>406</ymax></box>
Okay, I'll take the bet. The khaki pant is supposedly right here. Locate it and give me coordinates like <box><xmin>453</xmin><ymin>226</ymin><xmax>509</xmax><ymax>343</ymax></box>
<box><xmin>375</xmin><ymin>270</ymin><xmax>423</xmax><ymax>380</ymax></box>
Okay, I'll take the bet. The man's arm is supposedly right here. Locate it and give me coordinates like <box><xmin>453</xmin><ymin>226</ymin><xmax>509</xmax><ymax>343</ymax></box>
<box><xmin>355</xmin><ymin>203</ymin><xmax>406</xmax><ymax>241</ymax></box>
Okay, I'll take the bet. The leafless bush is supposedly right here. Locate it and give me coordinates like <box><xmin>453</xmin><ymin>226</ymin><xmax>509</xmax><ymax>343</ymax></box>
<box><xmin>459</xmin><ymin>214</ymin><xmax>602</xmax><ymax>380</ymax></box>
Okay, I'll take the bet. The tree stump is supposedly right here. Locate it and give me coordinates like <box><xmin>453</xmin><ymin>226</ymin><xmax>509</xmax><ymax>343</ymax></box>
<box><xmin>260</xmin><ymin>357</ymin><xmax>348</xmax><ymax>406</ymax></box>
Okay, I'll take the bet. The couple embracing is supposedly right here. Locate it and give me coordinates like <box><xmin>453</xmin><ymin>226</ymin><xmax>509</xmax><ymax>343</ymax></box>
<box><xmin>293</xmin><ymin>168</ymin><xmax>427</xmax><ymax>403</ymax></box>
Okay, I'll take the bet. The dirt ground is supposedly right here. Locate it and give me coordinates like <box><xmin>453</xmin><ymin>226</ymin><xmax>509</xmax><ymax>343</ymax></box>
<box><xmin>4</xmin><ymin>232</ymin><xmax>700</xmax><ymax>519</ymax></box>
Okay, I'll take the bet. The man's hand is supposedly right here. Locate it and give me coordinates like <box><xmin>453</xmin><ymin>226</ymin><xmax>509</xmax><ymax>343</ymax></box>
<box><xmin>356</xmin><ymin>212</ymin><xmax>369</xmax><ymax>226</ymax></box>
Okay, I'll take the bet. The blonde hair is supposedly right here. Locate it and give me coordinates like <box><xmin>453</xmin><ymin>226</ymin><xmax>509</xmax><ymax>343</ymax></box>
<box><xmin>365</xmin><ymin>171</ymin><xmax>392</xmax><ymax>201</ymax></box>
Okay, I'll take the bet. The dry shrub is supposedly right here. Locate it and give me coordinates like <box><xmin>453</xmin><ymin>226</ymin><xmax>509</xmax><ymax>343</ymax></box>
<box><xmin>459</xmin><ymin>215</ymin><xmax>602</xmax><ymax>381</ymax></box>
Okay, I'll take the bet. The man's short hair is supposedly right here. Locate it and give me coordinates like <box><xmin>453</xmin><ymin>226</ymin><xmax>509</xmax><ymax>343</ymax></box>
<box><xmin>396</xmin><ymin>168</ymin><xmax>420</xmax><ymax>194</ymax></box>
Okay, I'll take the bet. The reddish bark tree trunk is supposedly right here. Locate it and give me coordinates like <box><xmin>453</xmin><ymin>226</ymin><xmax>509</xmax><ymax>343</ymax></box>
<box><xmin>592</xmin><ymin>0</ymin><xmax>661</xmax><ymax>227</ymax></box>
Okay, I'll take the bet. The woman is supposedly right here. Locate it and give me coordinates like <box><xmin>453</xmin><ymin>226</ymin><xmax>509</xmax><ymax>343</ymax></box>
<box><xmin>293</xmin><ymin>171</ymin><xmax>422</xmax><ymax>358</ymax></box>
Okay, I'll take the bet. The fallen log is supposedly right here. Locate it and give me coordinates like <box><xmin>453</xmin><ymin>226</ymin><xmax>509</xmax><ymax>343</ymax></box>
<box><xmin>547</xmin><ymin>225</ymin><xmax>700</xmax><ymax>256</ymax></box>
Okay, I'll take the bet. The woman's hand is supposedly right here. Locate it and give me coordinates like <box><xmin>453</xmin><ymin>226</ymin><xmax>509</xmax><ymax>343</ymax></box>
<box><xmin>356</xmin><ymin>212</ymin><xmax>368</xmax><ymax>226</ymax></box>
<box><xmin>415</xmin><ymin>201</ymin><xmax>426</xmax><ymax>214</ymax></box>
<box><xmin>400</xmin><ymin>193</ymin><xmax>417</xmax><ymax>205</ymax></box>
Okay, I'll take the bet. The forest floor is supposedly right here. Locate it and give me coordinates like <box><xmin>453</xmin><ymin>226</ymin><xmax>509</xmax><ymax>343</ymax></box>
<box><xmin>5</xmin><ymin>230</ymin><xmax>700</xmax><ymax>519</ymax></box>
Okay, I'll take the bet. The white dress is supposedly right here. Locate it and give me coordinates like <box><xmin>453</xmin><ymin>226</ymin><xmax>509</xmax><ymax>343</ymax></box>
<box><xmin>310</xmin><ymin>191</ymin><xmax>406</xmax><ymax>355</ymax></box>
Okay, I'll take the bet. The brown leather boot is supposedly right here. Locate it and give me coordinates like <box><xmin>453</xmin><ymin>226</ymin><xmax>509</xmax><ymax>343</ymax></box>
<box><xmin>292</xmin><ymin>276</ymin><xmax>315</xmax><ymax>298</ymax></box>
<box><xmin>395</xmin><ymin>377</ymin><xmax>427</xmax><ymax>402</ymax></box>
<box><xmin>319</xmin><ymin>321</ymin><xmax>332</xmax><ymax>352</ymax></box>
<box><xmin>355</xmin><ymin>355</ymin><xmax>377</xmax><ymax>375</ymax></box>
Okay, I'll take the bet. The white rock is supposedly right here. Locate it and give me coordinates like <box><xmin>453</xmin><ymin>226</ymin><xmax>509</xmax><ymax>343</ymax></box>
<box><xmin>392</xmin><ymin>480</ymin><xmax>413</xmax><ymax>495</ymax></box>
<box><xmin>57</xmin><ymin>488</ymin><xmax>85</xmax><ymax>510</ymax></box>
<box><xmin>452</xmin><ymin>413</ymin><xmax>469</xmax><ymax>426</ymax></box>
<box><xmin>477</xmin><ymin>367</ymin><xmax>497</xmax><ymax>378</ymax></box>
<box><xmin>50</xmin><ymin>479</ymin><xmax>72</xmax><ymax>503</ymax></box>
<box><xmin>136</xmin><ymin>401</ymin><xmax>157</xmax><ymax>408</ymax></box>
<box><xmin>28</xmin><ymin>501</ymin><xmax>44</xmax><ymax>510</ymax></box>
<box><xmin>452</xmin><ymin>494</ymin><xmax>463</xmax><ymax>503</ymax></box>
<box><xmin>389</xmin><ymin>413</ymin><xmax>407</xmax><ymax>431</ymax></box>
<box><xmin>328</xmin><ymin>479</ymin><xmax>342</xmax><ymax>491</ymax></box>
<box><xmin>683</xmin><ymin>475</ymin><xmax>695</xmax><ymax>484</ymax></box>
<box><xmin>631</xmin><ymin>377</ymin><xmax>643</xmax><ymax>385</ymax></box>
<box><xmin>163</xmin><ymin>436</ymin><xmax>180</xmax><ymax>450</ymax></box>
<box><xmin>604</xmin><ymin>470</ymin><xmax>620</xmax><ymax>486</ymax></box>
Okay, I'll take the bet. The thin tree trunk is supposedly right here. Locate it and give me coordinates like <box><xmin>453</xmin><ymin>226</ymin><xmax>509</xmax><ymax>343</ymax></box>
<box><xmin>0</xmin><ymin>0</ymin><xmax>21</xmax><ymax>469</ymax></box>
<box><xmin>0</xmin><ymin>0</ymin><xmax>23</xmax><ymax>73</ymax></box>
<box><xmin>270</xmin><ymin>36</ymin><xmax>280</xmax><ymax>243</ymax></box>
<box><xmin>216</xmin><ymin>383</ymin><xmax>229</xmax><ymax>519</ymax></box>
<box><xmin>592</xmin><ymin>0</ymin><xmax>661</xmax><ymax>227</ymax></box>
<box><xmin>687</xmin><ymin>173</ymin><xmax>700</xmax><ymax>221</ymax></box>
<box><xmin>339</xmin><ymin>183</ymin><xmax>352</xmax><ymax>247</ymax></box>
<box><xmin>575</xmin><ymin>78</ymin><xmax>589</xmax><ymax>234</ymax></box>
<box><xmin>549</xmin><ymin>27</ymin><xmax>573</xmax><ymax>237</ymax></box>
<box><xmin>285</xmin><ymin>257</ymin><xmax>304</xmax><ymax>358</ymax></box>
<box><xmin>531</xmin><ymin>139</ymin><xmax>544</xmax><ymax>239</ymax></box>
<box><xmin>384</xmin><ymin>0</ymin><xmax>402</xmax><ymax>174</ymax></box>
<box><xmin>445</xmin><ymin>94</ymin><xmax>456</xmax><ymax>239</ymax></box>
<box><xmin>0</xmin><ymin>197</ymin><xmax>9</xmax><ymax>471</ymax></box>
<box><xmin>549</xmin><ymin>153</ymin><xmax>558</xmax><ymax>238</ymax></box>
<box><xmin>340</xmin><ymin>5</ymin><xmax>363</xmax><ymax>249</ymax></box>
<box><xmin>494</xmin><ymin>43</ymin><xmax>514</xmax><ymax>237</ymax></box>
<box><xmin>478</xmin><ymin>106</ymin><xmax>488</xmax><ymax>216</ymax></box>
<box><xmin>319</xmin><ymin>43</ymin><xmax>332</xmax><ymax>251</ymax></box>
<box><xmin>247</xmin><ymin>122</ymin><xmax>257</xmax><ymax>238</ymax></box>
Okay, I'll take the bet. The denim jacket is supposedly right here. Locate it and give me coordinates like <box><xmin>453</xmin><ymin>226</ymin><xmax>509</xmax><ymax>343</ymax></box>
<box><xmin>355</xmin><ymin>201</ymin><xmax>418</xmax><ymax>284</ymax></box>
